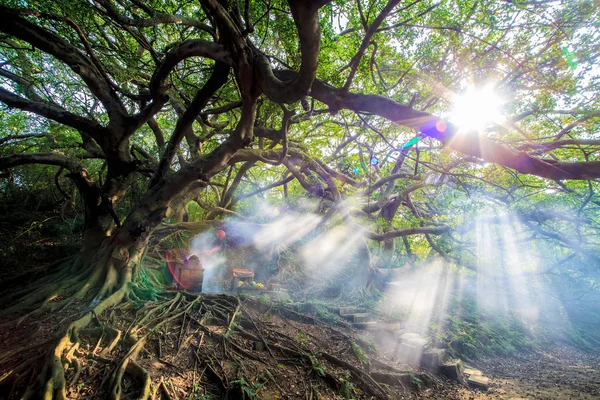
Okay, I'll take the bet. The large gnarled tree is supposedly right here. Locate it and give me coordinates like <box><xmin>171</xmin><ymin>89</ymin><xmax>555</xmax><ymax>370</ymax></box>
<box><xmin>0</xmin><ymin>0</ymin><xmax>599</xmax><ymax>398</ymax></box>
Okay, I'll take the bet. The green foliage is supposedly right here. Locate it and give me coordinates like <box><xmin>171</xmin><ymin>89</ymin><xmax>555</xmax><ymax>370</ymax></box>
<box><xmin>438</xmin><ymin>297</ymin><xmax>537</xmax><ymax>359</ymax></box>
<box><xmin>339</xmin><ymin>371</ymin><xmax>358</xmax><ymax>399</ymax></box>
<box><xmin>408</xmin><ymin>371</ymin><xmax>423</xmax><ymax>389</ymax></box>
<box><xmin>351</xmin><ymin>342</ymin><xmax>369</xmax><ymax>366</ymax></box>
<box><xmin>308</xmin><ymin>355</ymin><xmax>325</xmax><ymax>377</ymax></box>
<box><xmin>1</xmin><ymin>0</ymin><xmax>599</xmax><ymax>357</ymax></box>
<box><xmin>230</xmin><ymin>374</ymin><xmax>266</xmax><ymax>400</ymax></box>
<box><xmin>357</xmin><ymin>335</ymin><xmax>376</xmax><ymax>353</ymax></box>
<box><xmin>315</xmin><ymin>305</ymin><xmax>346</xmax><ymax>326</ymax></box>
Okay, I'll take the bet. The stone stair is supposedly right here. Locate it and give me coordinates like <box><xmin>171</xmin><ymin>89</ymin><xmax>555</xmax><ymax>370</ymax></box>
<box><xmin>337</xmin><ymin>306</ymin><xmax>490</xmax><ymax>392</ymax></box>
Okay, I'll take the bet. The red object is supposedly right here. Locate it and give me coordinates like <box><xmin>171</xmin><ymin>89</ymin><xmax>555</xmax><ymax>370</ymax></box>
<box><xmin>216</xmin><ymin>229</ymin><xmax>226</xmax><ymax>239</ymax></box>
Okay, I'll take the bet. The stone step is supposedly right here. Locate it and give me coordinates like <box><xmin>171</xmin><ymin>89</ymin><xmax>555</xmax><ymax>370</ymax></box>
<box><xmin>463</xmin><ymin>368</ymin><xmax>483</xmax><ymax>377</ymax></box>
<box><xmin>396</xmin><ymin>341</ymin><xmax>424</xmax><ymax>365</ymax></box>
<box><xmin>392</xmin><ymin>329</ymin><xmax>406</xmax><ymax>339</ymax></box>
<box><xmin>420</xmin><ymin>348</ymin><xmax>447</xmax><ymax>370</ymax></box>
<box><xmin>370</xmin><ymin>372</ymin><xmax>413</xmax><ymax>387</ymax></box>
<box><xmin>440</xmin><ymin>360</ymin><xmax>464</xmax><ymax>382</ymax></box>
<box><xmin>398</xmin><ymin>332</ymin><xmax>423</xmax><ymax>342</ymax></box>
<box><xmin>339</xmin><ymin>306</ymin><xmax>357</xmax><ymax>316</ymax></box>
<box><xmin>374</xmin><ymin>321</ymin><xmax>401</xmax><ymax>332</ymax></box>
<box><xmin>353</xmin><ymin>321</ymin><xmax>378</xmax><ymax>329</ymax></box>
<box><xmin>406</xmin><ymin>337</ymin><xmax>428</xmax><ymax>348</ymax></box>
<box><xmin>467</xmin><ymin>375</ymin><xmax>489</xmax><ymax>391</ymax></box>
<box><xmin>351</xmin><ymin>313</ymin><xmax>371</xmax><ymax>323</ymax></box>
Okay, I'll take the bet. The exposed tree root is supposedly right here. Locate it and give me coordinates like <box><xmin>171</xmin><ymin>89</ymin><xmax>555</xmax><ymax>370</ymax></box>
<box><xmin>1</xmin><ymin>255</ymin><xmax>426</xmax><ymax>400</ymax></box>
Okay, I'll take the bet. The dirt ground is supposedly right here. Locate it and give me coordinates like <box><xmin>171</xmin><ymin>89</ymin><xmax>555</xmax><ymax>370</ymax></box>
<box><xmin>412</xmin><ymin>344</ymin><xmax>600</xmax><ymax>400</ymax></box>
<box><xmin>462</xmin><ymin>345</ymin><xmax>600</xmax><ymax>400</ymax></box>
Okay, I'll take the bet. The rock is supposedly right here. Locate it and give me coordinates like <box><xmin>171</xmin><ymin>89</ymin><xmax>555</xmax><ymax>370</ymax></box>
<box><xmin>441</xmin><ymin>359</ymin><xmax>464</xmax><ymax>382</ymax></box>
<box><xmin>296</xmin><ymin>303</ymin><xmax>316</xmax><ymax>314</ymax></box>
<box><xmin>467</xmin><ymin>375</ymin><xmax>489</xmax><ymax>390</ymax></box>
<box><xmin>339</xmin><ymin>306</ymin><xmax>357</xmax><ymax>316</ymax></box>
<box><xmin>237</xmin><ymin>286</ymin><xmax>266</xmax><ymax>296</ymax></box>
<box><xmin>405</xmin><ymin>337</ymin><xmax>427</xmax><ymax>348</ymax></box>
<box><xmin>420</xmin><ymin>348</ymin><xmax>447</xmax><ymax>371</ymax></box>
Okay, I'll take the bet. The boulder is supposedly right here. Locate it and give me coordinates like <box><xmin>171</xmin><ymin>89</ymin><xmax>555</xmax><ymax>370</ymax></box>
<box><xmin>398</xmin><ymin>332</ymin><xmax>422</xmax><ymax>342</ymax></box>
<box><xmin>392</xmin><ymin>329</ymin><xmax>406</xmax><ymax>339</ymax></box>
<box><xmin>405</xmin><ymin>337</ymin><xmax>428</xmax><ymax>348</ymax></box>
<box><xmin>264</xmin><ymin>290</ymin><xmax>291</xmax><ymax>302</ymax></box>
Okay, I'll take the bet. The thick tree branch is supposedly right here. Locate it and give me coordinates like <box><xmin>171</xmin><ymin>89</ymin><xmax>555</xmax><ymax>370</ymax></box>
<box><xmin>0</xmin><ymin>88</ymin><xmax>106</xmax><ymax>139</ymax></box>
<box><xmin>275</xmin><ymin>70</ymin><xmax>600</xmax><ymax>180</ymax></box>
<box><xmin>343</xmin><ymin>0</ymin><xmax>400</xmax><ymax>90</ymax></box>
<box><xmin>517</xmin><ymin>139</ymin><xmax>600</xmax><ymax>152</ymax></box>
<box><xmin>96</xmin><ymin>0</ymin><xmax>216</xmax><ymax>38</ymax></box>
<box><xmin>254</xmin><ymin>0</ymin><xmax>324</xmax><ymax>103</ymax></box>
<box><xmin>149</xmin><ymin>40</ymin><xmax>233</xmax><ymax>98</ymax></box>
<box><xmin>150</xmin><ymin>63</ymin><xmax>230</xmax><ymax>187</ymax></box>
<box><xmin>0</xmin><ymin>152</ymin><xmax>84</xmax><ymax>174</ymax></box>
<box><xmin>236</xmin><ymin>174</ymin><xmax>296</xmax><ymax>201</ymax></box>
<box><xmin>365</xmin><ymin>225</ymin><xmax>450</xmax><ymax>241</ymax></box>
<box><xmin>147</xmin><ymin>118</ymin><xmax>165</xmax><ymax>149</ymax></box>
<box><xmin>0</xmin><ymin>133</ymin><xmax>46</xmax><ymax>146</ymax></box>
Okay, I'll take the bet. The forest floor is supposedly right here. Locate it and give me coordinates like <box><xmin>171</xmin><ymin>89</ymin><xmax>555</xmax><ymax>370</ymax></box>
<box><xmin>457</xmin><ymin>345</ymin><xmax>600</xmax><ymax>400</ymax></box>
<box><xmin>0</xmin><ymin>288</ymin><xmax>598</xmax><ymax>399</ymax></box>
<box><xmin>361</xmin><ymin>324</ymin><xmax>600</xmax><ymax>400</ymax></box>
<box><xmin>1</xmin><ymin>222</ymin><xmax>599</xmax><ymax>399</ymax></box>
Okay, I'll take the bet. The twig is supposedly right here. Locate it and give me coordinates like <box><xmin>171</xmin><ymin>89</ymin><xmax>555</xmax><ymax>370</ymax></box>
<box><xmin>242</xmin><ymin>308</ymin><xmax>277</xmax><ymax>361</ymax></box>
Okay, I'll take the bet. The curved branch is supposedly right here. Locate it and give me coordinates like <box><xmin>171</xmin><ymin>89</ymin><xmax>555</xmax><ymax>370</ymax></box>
<box><xmin>149</xmin><ymin>40</ymin><xmax>233</xmax><ymax>98</ymax></box>
<box><xmin>221</xmin><ymin>161</ymin><xmax>256</xmax><ymax>207</ymax></box>
<box><xmin>150</xmin><ymin>63</ymin><xmax>231</xmax><ymax>187</ymax></box>
<box><xmin>0</xmin><ymin>67</ymin><xmax>43</xmax><ymax>102</ymax></box>
<box><xmin>0</xmin><ymin>88</ymin><xmax>105</xmax><ymax>138</ymax></box>
<box><xmin>236</xmin><ymin>174</ymin><xmax>296</xmax><ymax>201</ymax></box>
<box><xmin>255</xmin><ymin>0</ymin><xmax>324</xmax><ymax>103</ymax></box>
<box><xmin>365</xmin><ymin>225</ymin><xmax>450</xmax><ymax>241</ymax></box>
<box><xmin>343</xmin><ymin>0</ymin><xmax>401</xmax><ymax>91</ymax></box>
<box><xmin>0</xmin><ymin>133</ymin><xmax>46</xmax><ymax>146</ymax></box>
<box><xmin>97</xmin><ymin>0</ymin><xmax>216</xmax><ymax>38</ymax></box>
<box><xmin>553</xmin><ymin>111</ymin><xmax>600</xmax><ymax>141</ymax></box>
<box><xmin>0</xmin><ymin>152</ymin><xmax>84</xmax><ymax>173</ymax></box>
